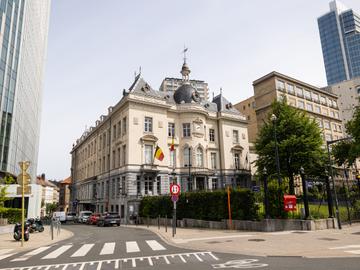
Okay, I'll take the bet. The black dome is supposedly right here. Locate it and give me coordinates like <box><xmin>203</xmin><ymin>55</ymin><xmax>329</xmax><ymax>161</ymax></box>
<box><xmin>173</xmin><ymin>84</ymin><xmax>198</xmax><ymax>104</ymax></box>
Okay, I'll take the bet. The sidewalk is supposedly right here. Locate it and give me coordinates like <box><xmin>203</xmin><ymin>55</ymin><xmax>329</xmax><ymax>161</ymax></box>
<box><xmin>131</xmin><ymin>223</ymin><xmax>360</xmax><ymax>258</ymax></box>
<box><xmin>0</xmin><ymin>225</ymin><xmax>73</xmax><ymax>253</ymax></box>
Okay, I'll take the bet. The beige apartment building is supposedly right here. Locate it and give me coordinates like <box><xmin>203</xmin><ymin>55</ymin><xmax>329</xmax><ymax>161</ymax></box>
<box><xmin>70</xmin><ymin>61</ymin><xmax>251</xmax><ymax>220</ymax></box>
<box><xmin>235</xmin><ymin>71</ymin><xmax>343</xmax><ymax>144</ymax></box>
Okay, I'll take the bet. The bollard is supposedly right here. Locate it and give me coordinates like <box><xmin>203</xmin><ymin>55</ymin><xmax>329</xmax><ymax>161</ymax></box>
<box><xmin>147</xmin><ymin>216</ymin><xmax>149</xmax><ymax>228</ymax></box>
<box><xmin>158</xmin><ymin>215</ymin><xmax>160</xmax><ymax>230</ymax></box>
<box><xmin>50</xmin><ymin>219</ymin><xmax>54</xmax><ymax>240</ymax></box>
<box><xmin>165</xmin><ymin>215</ymin><xmax>167</xmax><ymax>232</ymax></box>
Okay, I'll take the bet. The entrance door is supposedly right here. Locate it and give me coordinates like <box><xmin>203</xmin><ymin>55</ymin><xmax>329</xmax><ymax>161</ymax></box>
<box><xmin>196</xmin><ymin>177</ymin><xmax>205</xmax><ymax>191</ymax></box>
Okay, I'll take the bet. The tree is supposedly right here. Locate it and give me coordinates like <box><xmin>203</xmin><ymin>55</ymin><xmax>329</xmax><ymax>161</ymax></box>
<box><xmin>0</xmin><ymin>176</ymin><xmax>16</xmax><ymax>218</ymax></box>
<box><xmin>332</xmin><ymin>99</ymin><xmax>360</xmax><ymax>166</ymax></box>
<box><xmin>46</xmin><ymin>202</ymin><xmax>58</xmax><ymax>216</ymax></box>
<box><xmin>255</xmin><ymin>99</ymin><xmax>327</xmax><ymax>195</ymax></box>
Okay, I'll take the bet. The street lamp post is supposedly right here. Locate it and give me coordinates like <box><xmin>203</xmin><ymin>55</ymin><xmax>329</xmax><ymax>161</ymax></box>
<box><xmin>324</xmin><ymin>169</ymin><xmax>334</xmax><ymax>218</ymax></box>
<box><xmin>271</xmin><ymin>114</ymin><xmax>282</xmax><ymax>186</ymax></box>
<box><xmin>299</xmin><ymin>167</ymin><xmax>309</xmax><ymax>219</ymax></box>
<box><xmin>263</xmin><ymin>167</ymin><xmax>270</xmax><ymax>219</ymax></box>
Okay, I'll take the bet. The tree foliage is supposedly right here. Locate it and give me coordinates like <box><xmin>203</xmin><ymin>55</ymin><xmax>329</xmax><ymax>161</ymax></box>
<box><xmin>255</xmin><ymin>99</ymin><xmax>327</xmax><ymax>194</ymax></box>
<box><xmin>332</xmin><ymin>99</ymin><xmax>360</xmax><ymax>166</ymax></box>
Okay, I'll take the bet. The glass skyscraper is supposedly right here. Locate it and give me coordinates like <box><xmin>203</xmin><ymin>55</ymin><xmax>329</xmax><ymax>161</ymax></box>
<box><xmin>318</xmin><ymin>1</ymin><xmax>360</xmax><ymax>85</ymax></box>
<box><xmin>0</xmin><ymin>0</ymin><xmax>50</xmax><ymax>180</ymax></box>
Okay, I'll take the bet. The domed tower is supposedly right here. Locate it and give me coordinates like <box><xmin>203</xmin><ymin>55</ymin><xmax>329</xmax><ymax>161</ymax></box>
<box><xmin>173</xmin><ymin>50</ymin><xmax>201</xmax><ymax>104</ymax></box>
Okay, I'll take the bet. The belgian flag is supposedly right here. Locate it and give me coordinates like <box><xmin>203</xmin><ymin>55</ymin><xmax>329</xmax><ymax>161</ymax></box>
<box><xmin>154</xmin><ymin>145</ymin><xmax>164</xmax><ymax>161</ymax></box>
<box><xmin>170</xmin><ymin>136</ymin><xmax>175</xmax><ymax>152</ymax></box>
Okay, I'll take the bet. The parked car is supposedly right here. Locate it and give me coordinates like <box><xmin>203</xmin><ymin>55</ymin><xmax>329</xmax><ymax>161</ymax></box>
<box><xmin>66</xmin><ymin>212</ymin><xmax>76</xmax><ymax>223</ymax></box>
<box><xmin>77</xmin><ymin>211</ymin><xmax>93</xmax><ymax>223</ymax></box>
<box><xmin>87</xmin><ymin>213</ymin><xmax>101</xmax><ymax>225</ymax></box>
<box><xmin>97</xmin><ymin>212</ymin><xmax>120</xmax><ymax>227</ymax></box>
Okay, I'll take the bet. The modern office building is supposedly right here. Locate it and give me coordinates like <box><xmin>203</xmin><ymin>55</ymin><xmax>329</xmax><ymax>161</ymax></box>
<box><xmin>0</xmin><ymin>0</ymin><xmax>50</xmax><ymax>180</ymax></box>
<box><xmin>323</xmin><ymin>77</ymin><xmax>360</xmax><ymax>129</ymax></box>
<box><xmin>318</xmin><ymin>0</ymin><xmax>360</xmax><ymax>85</ymax></box>
<box><xmin>235</xmin><ymin>71</ymin><xmax>343</xmax><ymax>145</ymax></box>
<box><xmin>71</xmin><ymin>61</ymin><xmax>251</xmax><ymax>221</ymax></box>
<box><xmin>160</xmin><ymin>77</ymin><xmax>209</xmax><ymax>101</ymax></box>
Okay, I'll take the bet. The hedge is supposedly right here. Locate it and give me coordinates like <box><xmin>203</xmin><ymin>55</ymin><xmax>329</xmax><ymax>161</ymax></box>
<box><xmin>139</xmin><ymin>189</ymin><xmax>259</xmax><ymax>221</ymax></box>
<box><xmin>0</xmin><ymin>207</ymin><xmax>22</xmax><ymax>223</ymax></box>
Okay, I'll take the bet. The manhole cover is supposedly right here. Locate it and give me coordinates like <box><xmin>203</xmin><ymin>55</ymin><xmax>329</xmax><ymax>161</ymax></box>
<box><xmin>292</xmin><ymin>231</ymin><xmax>308</xmax><ymax>234</ymax></box>
<box><xmin>318</xmin><ymin>237</ymin><xmax>339</xmax><ymax>241</ymax></box>
<box><xmin>248</xmin><ymin>239</ymin><xmax>265</xmax><ymax>242</ymax></box>
<box><xmin>352</xmin><ymin>232</ymin><xmax>360</xmax><ymax>235</ymax></box>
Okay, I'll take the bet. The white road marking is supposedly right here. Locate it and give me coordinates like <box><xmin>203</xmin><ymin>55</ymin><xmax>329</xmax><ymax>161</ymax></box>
<box><xmin>42</xmin><ymin>245</ymin><xmax>72</xmax><ymax>259</ymax></box>
<box><xmin>131</xmin><ymin>258</ymin><xmax>136</xmax><ymax>267</ymax></box>
<box><xmin>71</xmin><ymin>244</ymin><xmax>94</xmax><ymax>257</ymax></box>
<box><xmin>114</xmin><ymin>260</ymin><xmax>119</xmax><ymax>269</ymax></box>
<box><xmin>0</xmin><ymin>253</ymin><xmax>16</xmax><ymax>261</ymax></box>
<box><xmin>0</xmin><ymin>250</ymin><xmax>13</xmax><ymax>255</ymax></box>
<box><xmin>100</xmin><ymin>242</ymin><xmax>115</xmax><ymax>255</ymax></box>
<box><xmin>330</xmin><ymin>245</ymin><xmax>360</xmax><ymax>250</ymax></box>
<box><xmin>163</xmin><ymin>255</ymin><xmax>170</xmax><ymax>264</ymax></box>
<box><xmin>126</xmin><ymin>241</ymin><xmax>140</xmax><ymax>253</ymax></box>
<box><xmin>12</xmin><ymin>246</ymin><xmax>51</xmax><ymax>261</ymax></box>
<box><xmin>96</xmin><ymin>261</ymin><xmax>102</xmax><ymax>270</ymax></box>
<box><xmin>178</xmin><ymin>254</ymin><xmax>186</xmax><ymax>263</ymax></box>
<box><xmin>173</xmin><ymin>234</ymin><xmax>254</xmax><ymax>243</ymax></box>
<box><xmin>148</xmin><ymin>257</ymin><xmax>153</xmax><ymax>266</ymax></box>
<box><xmin>146</xmin><ymin>240</ymin><xmax>166</xmax><ymax>251</ymax></box>
<box><xmin>345</xmin><ymin>250</ymin><xmax>360</xmax><ymax>255</ymax></box>
<box><xmin>194</xmin><ymin>253</ymin><xmax>203</xmax><ymax>262</ymax></box>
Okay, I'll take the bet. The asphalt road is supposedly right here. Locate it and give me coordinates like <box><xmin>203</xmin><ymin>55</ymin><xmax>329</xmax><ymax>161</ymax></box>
<box><xmin>0</xmin><ymin>224</ymin><xmax>360</xmax><ymax>270</ymax></box>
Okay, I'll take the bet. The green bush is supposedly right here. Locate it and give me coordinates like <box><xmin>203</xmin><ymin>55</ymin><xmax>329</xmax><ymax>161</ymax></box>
<box><xmin>0</xmin><ymin>207</ymin><xmax>22</xmax><ymax>223</ymax></box>
<box><xmin>139</xmin><ymin>189</ymin><xmax>259</xmax><ymax>221</ymax></box>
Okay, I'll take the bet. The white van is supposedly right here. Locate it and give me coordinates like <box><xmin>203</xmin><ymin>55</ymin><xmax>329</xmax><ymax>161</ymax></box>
<box><xmin>78</xmin><ymin>211</ymin><xmax>93</xmax><ymax>223</ymax></box>
<box><xmin>53</xmin><ymin>211</ymin><xmax>66</xmax><ymax>223</ymax></box>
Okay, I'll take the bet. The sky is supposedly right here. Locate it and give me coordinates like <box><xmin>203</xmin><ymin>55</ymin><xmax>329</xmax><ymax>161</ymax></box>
<box><xmin>37</xmin><ymin>0</ymin><xmax>360</xmax><ymax>180</ymax></box>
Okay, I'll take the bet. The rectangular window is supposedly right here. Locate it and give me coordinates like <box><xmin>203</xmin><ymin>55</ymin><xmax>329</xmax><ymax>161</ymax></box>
<box><xmin>234</xmin><ymin>153</ymin><xmax>240</xmax><ymax>169</ymax></box>
<box><xmin>325</xmin><ymin>133</ymin><xmax>332</xmax><ymax>141</ymax></box>
<box><xmin>122</xmin><ymin>145</ymin><xmax>126</xmax><ymax>165</ymax></box>
<box><xmin>296</xmin><ymin>86</ymin><xmax>303</xmax><ymax>96</ymax></box>
<box><xmin>330</xmin><ymin>111</ymin><xmax>335</xmax><ymax>118</ymax></box>
<box><xmin>117</xmin><ymin>178</ymin><xmax>120</xmax><ymax>196</ymax></box>
<box><xmin>136</xmin><ymin>176</ymin><xmax>141</xmax><ymax>195</ymax></box>
<box><xmin>233</xmin><ymin>130</ymin><xmax>239</xmax><ymax>143</ymax></box>
<box><xmin>324</xmin><ymin>121</ymin><xmax>330</xmax><ymax>129</ymax></box>
<box><xmin>322</xmin><ymin>108</ymin><xmax>329</xmax><ymax>116</ymax></box>
<box><xmin>112</xmin><ymin>150</ymin><xmax>116</xmax><ymax>169</ymax></box>
<box><xmin>304</xmin><ymin>90</ymin><xmax>311</xmax><ymax>100</ymax></box>
<box><xmin>144</xmin><ymin>117</ymin><xmax>153</xmax><ymax>132</ymax></box>
<box><xmin>117</xmin><ymin>148</ymin><xmax>121</xmax><ymax>167</ymax></box>
<box><xmin>314</xmin><ymin>106</ymin><xmax>321</xmax><ymax>114</ymax></box>
<box><xmin>276</xmin><ymin>80</ymin><xmax>285</xmax><ymax>90</ymax></box>
<box><xmin>297</xmin><ymin>100</ymin><xmax>304</xmax><ymax>109</ymax></box>
<box><xmin>312</xmin><ymin>93</ymin><xmax>319</xmax><ymax>102</ymax></box>
<box><xmin>184</xmin><ymin>147</ymin><xmax>191</xmax><ymax>166</ymax></box>
<box><xmin>333</xmin><ymin>123</ymin><xmax>337</xmax><ymax>131</ymax></box>
<box><xmin>209</xmin><ymin>129</ymin><xmax>215</xmax><ymax>142</ymax></box>
<box><xmin>320</xmin><ymin>96</ymin><xmax>326</xmax><ymax>104</ymax></box>
<box><xmin>332</xmin><ymin>100</ymin><xmax>338</xmax><ymax>108</ymax></box>
<box><xmin>306</xmin><ymin>103</ymin><xmax>313</xmax><ymax>111</ymax></box>
<box><xmin>113</xmin><ymin>125</ymin><xmax>117</xmax><ymax>139</ymax></box>
<box><xmin>334</xmin><ymin>112</ymin><xmax>339</xmax><ymax>119</ymax></box>
<box><xmin>144</xmin><ymin>145</ymin><xmax>153</xmax><ymax>164</ymax></box>
<box><xmin>103</xmin><ymin>133</ymin><xmax>106</xmax><ymax>149</ymax></box>
<box><xmin>111</xmin><ymin>179</ymin><xmax>115</xmax><ymax>199</ymax></box>
<box><xmin>157</xmin><ymin>176</ymin><xmax>161</xmax><ymax>195</ymax></box>
<box><xmin>123</xmin><ymin>117</ymin><xmax>127</xmax><ymax>135</ymax></box>
<box><xmin>212</xmin><ymin>178</ymin><xmax>218</xmax><ymax>190</ymax></box>
<box><xmin>121</xmin><ymin>176</ymin><xmax>126</xmax><ymax>195</ymax></box>
<box><xmin>287</xmin><ymin>83</ymin><xmax>294</xmax><ymax>94</ymax></box>
<box><xmin>211</xmin><ymin>152</ymin><xmax>217</xmax><ymax>169</ymax></box>
<box><xmin>316</xmin><ymin>119</ymin><xmax>323</xmax><ymax>128</ymax></box>
<box><xmin>168</xmin><ymin>122</ymin><xmax>175</xmax><ymax>137</ymax></box>
<box><xmin>144</xmin><ymin>176</ymin><xmax>153</xmax><ymax>195</ymax></box>
<box><xmin>170</xmin><ymin>149</ymin><xmax>176</xmax><ymax>167</ymax></box>
<box><xmin>183</xmin><ymin>123</ymin><xmax>191</xmax><ymax>137</ymax></box>
<box><xmin>117</xmin><ymin>121</ymin><xmax>121</xmax><ymax>137</ymax></box>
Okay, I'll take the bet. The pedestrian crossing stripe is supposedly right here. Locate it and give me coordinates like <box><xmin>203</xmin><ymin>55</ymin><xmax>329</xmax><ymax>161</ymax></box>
<box><xmin>1</xmin><ymin>251</ymin><xmax>219</xmax><ymax>270</ymax></box>
<box><xmin>6</xmin><ymin>240</ymin><xmax>168</xmax><ymax>262</ymax></box>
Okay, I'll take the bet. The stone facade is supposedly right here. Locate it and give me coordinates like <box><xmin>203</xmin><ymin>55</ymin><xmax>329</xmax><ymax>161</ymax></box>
<box><xmin>70</xmin><ymin>64</ymin><xmax>251</xmax><ymax>221</ymax></box>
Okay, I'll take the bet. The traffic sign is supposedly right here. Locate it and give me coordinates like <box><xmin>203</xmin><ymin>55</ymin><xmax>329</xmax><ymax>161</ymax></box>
<box><xmin>171</xmin><ymin>195</ymin><xmax>178</xmax><ymax>202</ymax></box>
<box><xmin>170</xmin><ymin>183</ymin><xmax>180</xmax><ymax>195</ymax></box>
<box><xmin>17</xmin><ymin>173</ymin><xmax>31</xmax><ymax>185</ymax></box>
<box><xmin>17</xmin><ymin>186</ymin><xmax>31</xmax><ymax>195</ymax></box>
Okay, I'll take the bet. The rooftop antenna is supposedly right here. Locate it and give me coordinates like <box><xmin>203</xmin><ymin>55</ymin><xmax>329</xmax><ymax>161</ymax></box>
<box><xmin>220</xmin><ymin>87</ymin><xmax>223</xmax><ymax>95</ymax></box>
<box><xmin>182</xmin><ymin>45</ymin><xmax>188</xmax><ymax>63</ymax></box>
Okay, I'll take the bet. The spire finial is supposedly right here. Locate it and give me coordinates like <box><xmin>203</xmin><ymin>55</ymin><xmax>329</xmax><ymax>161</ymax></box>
<box><xmin>180</xmin><ymin>46</ymin><xmax>190</xmax><ymax>81</ymax></box>
<box><xmin>220</xmin><ymin>87</ymin><xmax>223</xmax><ymax>95</ymax></box>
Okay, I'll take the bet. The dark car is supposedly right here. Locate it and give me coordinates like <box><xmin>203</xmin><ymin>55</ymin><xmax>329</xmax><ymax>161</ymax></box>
<box><xmin>97</xmin><ymin>212</ymin><xmax>120</xmax><ymax>227</ymax></box>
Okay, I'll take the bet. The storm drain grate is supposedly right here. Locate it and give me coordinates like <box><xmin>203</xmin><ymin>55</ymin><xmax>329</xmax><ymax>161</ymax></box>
<box><xmin>318</xmin><ymin>237</ymin><xmax>339</xmax><ymax>241</ymax></box>
<box><xmin>248</xmin><ymin>239</ymin><xmax>265</xmax><ymax>242</ymax></box>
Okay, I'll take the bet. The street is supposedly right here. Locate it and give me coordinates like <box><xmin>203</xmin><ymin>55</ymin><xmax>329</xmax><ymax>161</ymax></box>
<box><xmin>0</xmin><ymin>225</ymin><xmax>360</xmax><ymax>270</ymax></box>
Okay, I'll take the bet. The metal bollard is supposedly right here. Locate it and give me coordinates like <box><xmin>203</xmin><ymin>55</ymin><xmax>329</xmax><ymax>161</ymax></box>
<box><xmin>165</xmin><ymin>215</ymin><xmax>167</xmax><ymax>232</ymax></box>
<box><xmin>158</xmin><ymin>215</ymin><xmax>160</xmax><ymax>230</ymax></box>
<box><xmin>50</xmin><ymin>219</ymin><xmax>54</xmax><ymax>240</ymax></box>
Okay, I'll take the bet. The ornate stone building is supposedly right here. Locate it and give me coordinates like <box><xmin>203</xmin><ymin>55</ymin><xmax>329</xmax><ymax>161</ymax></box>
<box><xmin>70</xmin><ymin>61</ymin><xmax>251</xmax><ymax>221</ymax></box>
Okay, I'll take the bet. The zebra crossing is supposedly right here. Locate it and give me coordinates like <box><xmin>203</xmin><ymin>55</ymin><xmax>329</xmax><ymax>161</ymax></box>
<box><xmin>0</xmin><ymin>240</ymin><xmax>168</xmax><ymax>263</ymax></box>
<box><xmin>329</xmin><ymin>245</ymin><xmax>360</xmax><ymax>255</ymax></box>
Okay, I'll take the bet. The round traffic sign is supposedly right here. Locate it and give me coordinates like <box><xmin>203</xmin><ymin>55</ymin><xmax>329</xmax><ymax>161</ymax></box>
<box><xmin>171</xmin><ymin>195</ymin><xmax>178</xmax><ymax>202</ymax></box>
<box><xmin>170</xmin><ymin>183</ymin><xmax>180</xmax><ymax>195</ymax></box>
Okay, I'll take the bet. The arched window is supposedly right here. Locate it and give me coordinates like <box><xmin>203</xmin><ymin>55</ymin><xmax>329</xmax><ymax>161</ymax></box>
<box><xmin>196</xmin><ymin>147</ymin><xmax>203</xmax><ymax>167</ymax></box>
<box><xmin>183</xmin><ymin>146</ymin><xmax>191</xmax><ymax>166</ymax></box>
